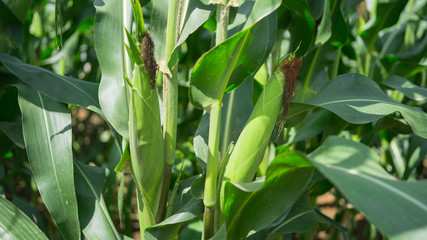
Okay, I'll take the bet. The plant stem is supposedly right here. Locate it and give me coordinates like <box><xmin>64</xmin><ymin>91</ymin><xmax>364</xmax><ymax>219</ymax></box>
<box><xmin>203</xmin><ymin>102</ymin><xmax>222</xmax><ymax>238</ymax></box>
<box><xmin>203</xmin><ymin>4</ymin><xmax>229</xmax><ymax>239</ymax></box>
<box><xmin>157</xmin><ymin>0</ymin><xmax>180</xmax><ymax>222</ymax></box>
<box><xmin>204</xmin><ymin>103</ymin><xmax>222</xmax><ymax>208</ymax></box>
<box><xmin>303</xmin><ymin>46</ymin><xmax>320</xmax><ymax>90</ymax></box>
<box><xmin>220</xmin><ymin>90</ymin><xmax>235</xmax><ymax>157</ymax></box>
<box><xmin>330</xmin><ymin>47</ymin><xmax>342</xmax><ymax>79</ymax></box>
<box><xmin>216</xmin><ymin>4</ymin><xmax>229</xmax><ymax>45</ymax></box>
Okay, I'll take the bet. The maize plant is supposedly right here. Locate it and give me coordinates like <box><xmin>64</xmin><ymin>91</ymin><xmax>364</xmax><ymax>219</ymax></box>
<box><xmin>1</xmin><ymin>0</ymin><xmax>427</xmax><ymax>239</ymax></box>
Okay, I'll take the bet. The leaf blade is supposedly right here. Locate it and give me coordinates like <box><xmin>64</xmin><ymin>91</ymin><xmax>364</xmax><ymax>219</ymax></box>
<box><xmin>17</xmin><ymin>84</ymin><xmax>80</xmax><ymax>240</ymax></box>
<box><xmin>309</xmin><ymin>136</ymin><xmax>427</xmax><ymax>240</ymax></box>
<box><xmin>0</xmin><ymin>196</ymin><xmax>48</xmax><ymax>240</ymax></box>
<box><xmin>94</xmin><ymin>0</ymin><xmax>129</xmax><ymax>138</ymax></box>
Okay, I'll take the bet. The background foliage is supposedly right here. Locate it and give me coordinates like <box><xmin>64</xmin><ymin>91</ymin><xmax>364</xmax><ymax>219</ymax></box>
<box><xmin>0</xmin><ymin>0</ymin><xmax>426</xmax><ymax>239</ymax></box>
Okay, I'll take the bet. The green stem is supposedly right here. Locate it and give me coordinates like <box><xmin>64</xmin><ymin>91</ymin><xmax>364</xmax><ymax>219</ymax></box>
<box><xmin>203</xmin><ymin>4</ymin><xmax>229</xmax><ymax>238</ymax></box>
<box><xmin>364</xmin><ymin>53</ymin><xmax>372</xmax><ymax>77</ymax></box>
<box><xmin>205</xmin><ymin>104</ymin><xmax>222</xmax><ymax>207</ymax></box>
<box><xmin>330</xmin><ymin>47</ymin><xmax>341</xmax><ymax>79</ymax></box>
<box><xmin>157</xmin><ymin>0</ymin><xmax>180</xmax><ymax>222</ymax></box>
<box><xmin>215</xmin><ymin>4</ymin><xmax>229</xmax><ymax>45</ymax></box>
<box><xmin>303</xmin><ymin>46</ymin><xmax>320</xmax><ymax>90</ymax></box>
<box><xmin>221</xmin><ymin>90</ymin><xmax>235</xmax><ymax>157</ymax></box>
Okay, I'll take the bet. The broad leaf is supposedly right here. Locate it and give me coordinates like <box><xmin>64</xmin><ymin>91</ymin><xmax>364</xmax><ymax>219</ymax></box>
<box><xmin>4</xmin><ymin>0</ymin><xmax>31</xmax><ymax>23</ymax></box>
<box><xmin>0</xmin><ymin>196</ymin><xmax>48</xmax><ymax>240</ymax></box>
<box><xmin>382</xmin><ymin>75</ymin><xmax>427</xmax><ymax>101</ymax></box>
<box><xmin>94</xmin><ymin>0</ymin><xmax>129</xmax><ymax>138</ymax></box>
<box><xmin>224</xmin><ymin>152</ymin><xmax>314</xmax><ymax>239</ymax></box>
<box><xmin>270</xmin><ymin>192</ymin><xmax>328</xmax><ymax>235</ymax></box>
<box><xmin>282</xmin><ymin>0</ymin><xmax>315</xmax><ymax>55</ymax></box>
<box><xmin>189</xmin><ymin>16</ymin><xmax>275</xmax><ymax>110</ymax></box>
<box><xmin>145</xmin><ymin>199</ymin><xmax>204</xmax><ymax>240</ymax></box>
<box><xmin>0</xmin><ymin>53</ymin><xmax>102</xmax><ymax>116</ymax></box>
<box><xmin>11</xmin><ymin>196</ymin><xmax>48</xmax><ymax>235</ymax></box>
<box><xmin>0</xmin><ymin>1</ymin><xmax>24</xmax><ymax>47</ymax></box>
<box><xmin>306</xmin><ymin>73</ymin><xmax>427</xmax><ymax>138</ymax></box>
<box><xmin>289</xmin><ymin>110</ymin><xmax>331</xmax><ymax>143</ymax></box>
<box><xmin>174</xmin><ymin>0</ymin><xmax>215</xmax><ymax>57</ymax></box>
<box><xmin>145</xmin><ymin>176</ymin><xmax>204</xmax><ymax>239</ymax></box>
<box><xmin>150</xmin><ymin>0</ymin><xmax>168</xmax><ymax>66</ymax></box>
<box><xmin>228</xmin><ymin>0</ymin><xmax>282</xmax><ymax>35</ymax></box>
<box><xmin>74</xmin><ymin>160</ymin><xmax>131</xmax><ymax>240</ymax></box>
<box><xmin>315</xmin><ymin>0</ymin><xmax>332</xmax><ymax>45</ymax></box>
<box><xmin>0</xmin><ymin>121</ymin><xmax>24</xmax><ymax>148</ymax></box>
<box><xmin>361</xmin><ymin>0</ymin><xmax>408</xmax><ymax>51</ymax></box>
<box><xmin>17</xmin><ymin>84</ymin><xmax>80</xmax><ymax>240</ymax></box>
<box><xmin>309</xmin><ymin>136</ymin><xmax>427</xmax><ymax>240</ymax></box>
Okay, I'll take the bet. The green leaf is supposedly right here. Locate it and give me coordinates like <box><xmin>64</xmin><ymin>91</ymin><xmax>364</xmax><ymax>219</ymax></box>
<box><xmin>74</xmin><ymin>160</ymin><xmax>131</xmax><ymax>240</ymax></box>
<box><xmin>282</xmin><ymin>0</ymin><xmax>315</xmax><ymax>55</ymax></box>
<box><xmin>0</xmin><ymin>121</ymin><xmax>24</xmax><ymax>148</ymax></box>
<box><xmin>144</xmin><ymin>199</ymin><xmax>204</xmax><ymax>240</ymax></box>
<box><xmin>17</xmin><ymin>84</ymin><xmax>80</xmax><ymax>240</ymax></box>
<box><xmin>189</xmin><ymin>16</ymin><xmax>275</xmax><ymax>110</ymax></box>
<box><xmin>306</xmin><ymin>73</ymin><xmax>427</xmax><ymax>138</ymax></box>
<box><xmin>94</xmin><ymin>0</ymin><xmax>129</xmax><ymax>138</ymax></box>
<box><xmin>309</xmin><ymin>136</ymin><xmax>427</xmax><ymax>240</ymax></box>
<box><xmin>0</xmin><ymin>53</ymin><xmax>102</xmax><ymax>116</ymax></box>
<box><xmin>174</xmin><ymin>0</ymin><xmax>216</xmax><ymax>55</ymax></box>
<box><xmin>290</xmin><ymin>110</ymin><xmax>331</xmax><ymax>143</ymax></box>
<box><xmin>228</xmin><ymin>0</ymin><xmax>282</xmax><ymax>35</ymax></box>
<box><xmin>285</xmin><ymin>102</ymin><xmax>315</xmax><ymax>128</ymax></box>
<box><xmin>4</xmin><ymin>0</ymin><xmax>31</xmax><ymax>23</ymax></box>
<box><xmin>315</xmin><ymin>0</ymin><xmax>332</xmax><ymax>45</ymax></box>
<box><xmin>328</xmin><ymin>0</ymin><xmax>348</xmax><ymax>45</ymax></box>
<box><xmin>0</xmin><ymin>1</ymin><xmax>24</xmax><ymax>48</ymax></box>
<box><xmin>0</xmin><ymin>196</ymin><xmax>48</xmax><ymax>240</ymax></box>
<box><xmin>150</xmin><ymin>0</ymin><xmax>168</xmax><ymax>66</ymax></box>
<box><xmin>11</xmin><ymin>196</ymin><xmax>48</xmax><ymax>235</ymax></box>
<box><xmin>224</xmin><ymin>152</ymin><xmax>314</xmax><ymax>240</ymax></box>
<box><xmin>144</xmin><ymin>176</ymin><xmax>204</xmax><ymax>239</ymax></box>
<box><xmin>271</xmin><ymin>192</ymin><xmax>328</xmax><ymax>235</ymax></box>
<box><xmin>382</xmin><ymin>75</ymin><xmax>427</xmax><ymax>101</ymax></box>
<box><xmin>361</xmin><ymin>0</ymin><xmax>408</xmax><ymax>51</ymax></box>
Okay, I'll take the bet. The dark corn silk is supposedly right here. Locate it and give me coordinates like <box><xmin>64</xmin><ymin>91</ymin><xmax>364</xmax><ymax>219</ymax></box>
<box><xmin>140</xmin><ymin>32</ymin><xmax>158</xmax><ymax>88</ymax></box>
<box><xmin>279</xmin><ymin>56</ymin><xmax>302</xmax><ymax>131</ymax></box>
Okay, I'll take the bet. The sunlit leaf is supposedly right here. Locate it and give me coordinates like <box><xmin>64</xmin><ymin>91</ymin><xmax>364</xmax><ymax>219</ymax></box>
<box><xmin>309</xmin><ymin>136</ymin><xmax>427</xmax><ymax>240</ymax></box>
<box><xmin>0</xmin><ymin>53</ymin><xmax>102</xmax><ymax>116</ymax></box>
<box><xmin>189</xmin><ymin>15</ymin><xmax>275</xmax><ymax>110</ymax></box>
<box><xmin>382</xmin><ymin>75</ymin><xmax>427</xmax><ymax>101</ymax></box>
<box><xmin>94</xmin><ymin>0</ymin><xmax>129</xmax><ymax>138</ymax></box>
<box><xmin>17</xmin><ymin>84</ymin><xmax>80</xmax><ymax>240</ymax></box>
<box><xmin>0</xmin><ymin>196</ymin><xmax>48</xmax><ymax>240</ymax></box>
<box><xmin>306</xmin><ymin>73</ymin><xmax>427</xmax><ymax>138</ymax></box>
<box><xmin>224</xmin><ymin>152</ymin><xmax>314</xmax><ymax>239</ymax></box>
<box><xmin>74</xmin><ymin>160</ymin><xmax>131</xmax><ymax>240</ymax></box>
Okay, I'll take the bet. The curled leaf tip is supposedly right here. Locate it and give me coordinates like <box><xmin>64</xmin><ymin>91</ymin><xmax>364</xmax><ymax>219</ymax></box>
<box><xmin>140</xmin><ymin>32</ymin><xmax>158</xmax><ymax>88</ymax></box>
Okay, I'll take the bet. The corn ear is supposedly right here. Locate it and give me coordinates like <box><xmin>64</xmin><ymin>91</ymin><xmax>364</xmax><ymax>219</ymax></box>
<box><xmin>223</xmin><ymin>68</ymin><xmax>285</xmax><ymax>183</ymax></box>
<box><xmin>128</xmin><ymin>64</ymin><xmax>164</xmax><ymax>231</ymax></box>
<box><xmin>223</xmin><ymin>54</ymin><xmax>301</xmax><ymax>184</ymax></box>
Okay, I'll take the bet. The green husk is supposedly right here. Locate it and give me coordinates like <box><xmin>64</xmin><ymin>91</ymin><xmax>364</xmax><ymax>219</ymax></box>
<box><xmin>223</xmin><ymin>67</ymin><xmax>285</xmax><ymax>183</ymax></box>
<box><xmin>222</xmin><ymin>53</ymin><xmax>301</xmax><ymax>184</ymax></box>
<box><xmin>128</xmin><ymin>63</ymin><xmax>164</xmax><ymax>234</ymax></box>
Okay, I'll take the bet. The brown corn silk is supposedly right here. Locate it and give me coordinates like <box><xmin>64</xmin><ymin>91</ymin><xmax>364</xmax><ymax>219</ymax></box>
<box><xmin>279</xmin><ymin>56</ymin><xmax>302</xmax><ymax>132</ymax></box>
<box><xmin>140</xmin><ymin>32</ymin><xmax>158</xmax><ymax>88</ymax></box>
